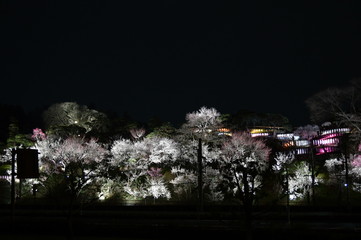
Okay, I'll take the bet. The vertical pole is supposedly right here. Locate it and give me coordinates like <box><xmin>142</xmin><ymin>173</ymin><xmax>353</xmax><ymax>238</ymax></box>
<box><xmin>344</xmin><ymin>149</ymin><xmax>350</xmax><ymax>208</ymax></box>
<box><xmin>310</xmin><ymin>141</ymin><xmax>315</xmax><ymax>205</ymax></box>
<box><xmin>11</xmin><ymin>148</ymin><xmax>15</xmax><ymax>219</ymax></box>
<box><xmin>339</xmin><ymin>133</ymin><xmax>350</xmax><ymax>209</ymax></box>
<box><xmin>286</xmin><ymin>167</ymin><xmax>290</xmax><ymax>224</ymax></box>
<box><xmin>197</xmin><ymin>138</ymin><xmax>203</xmax><ymax>212</ymax></box>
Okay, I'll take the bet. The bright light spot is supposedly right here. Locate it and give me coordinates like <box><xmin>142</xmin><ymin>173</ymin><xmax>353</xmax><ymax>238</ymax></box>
<box><xmin>99</xmin><ymin>195</ymin><xmax>105</xmax><ymax>201</ymax></box>
<box><xmin>277</xmin><ymin>133</ymin><xmax>295</xmax><ymax>140</ymax></box>
<box><xmin>295</xmin><ymin>140</ymin><xmax>309</xmax><ymax>147</ymax></box>
<box><xmin>251</xmin><ymin>133</ymin><xmax>269</xmax><ymax>137</ymax></box>
<box><xmin>250</xmin><ymin>129</ymin><xmax>267</xmax><ymax>134</ymax></box>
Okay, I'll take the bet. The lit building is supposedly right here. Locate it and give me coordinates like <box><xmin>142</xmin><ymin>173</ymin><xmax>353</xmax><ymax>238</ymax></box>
<box><xmin>217</xmin><ymin>128</ymin><xmax>232</xmax><ymax>136</ymax></box>
<box><xmin>249</xmin><ymin>126</ymin><xmax>287</xmax><ymax>138</ymax></box>
<box><xmin>312</xmin><ymin>127</ymin><xmax>350</xmax><ymax>155</ymax></box>
<box><xmin>249</xmin><ymin>125</ymin><xmax>351</xmax><ymax>156</ymax></box>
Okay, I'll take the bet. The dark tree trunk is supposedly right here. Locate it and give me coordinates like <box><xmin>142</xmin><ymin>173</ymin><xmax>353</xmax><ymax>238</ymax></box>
<box><xmin>242</xmin><ymin>172</ymin><xmax>254</xmax><ymax>240</ymax></box>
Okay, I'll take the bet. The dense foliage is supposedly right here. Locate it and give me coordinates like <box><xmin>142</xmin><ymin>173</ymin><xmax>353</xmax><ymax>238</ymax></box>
<box><xmin>1</xmin><ymin>102</ymin><xmax>361</xmax><ymax>208</ymax></box>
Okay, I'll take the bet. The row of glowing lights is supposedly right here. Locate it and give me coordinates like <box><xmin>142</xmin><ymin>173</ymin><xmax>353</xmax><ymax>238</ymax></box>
<box><xmin>294</xmin><ymin>146</ymin><xmax>338</xmax><ymax>155</ymax></box>
<box><xmin>251</xmin><ymin>127</ymin><xmax>350</xmax><ymax>136</ymax></box>
<box><xmin>192</xmin><ymin>128</ymin><xmax>341</xmax><ymax>154</ymax></box>
<box><xmin>251</xmin><ymin>128</ymin><xmax>350</xmax><ymax>140</ymax></box>
<box><xmin>321</xmin><ymin>128</ymin><xmax>350</xmax><ymax>136</ymax></box>
<box><xmin>217</xmin><ymin>127</ymin><xmax>349</xmax><ymax>149</ymax></box>
<box><xmin>249</xmin><ymin>128</ymin><xmax>350</xmax><ymax>155</ymax></box>
<box><xmin>200</xmin><ymin>128</ymin><xmax>349</xmax><ymax>136</ymax></box>
<box><xmin>284</xmin><ymin>138</ymin><xmax>339</xmax><ymax>147</ymax></box>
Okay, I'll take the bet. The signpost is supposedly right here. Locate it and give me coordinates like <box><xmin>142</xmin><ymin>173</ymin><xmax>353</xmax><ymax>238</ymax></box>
<box><xmin>10</xmin><ymin>148</ymin><xmax>39</xmax><ymax>219</ymax></box>
<box><xmin>16</xmin><ymin>149</ymin><xmax>39</xmax><ymax>179</ymax></box>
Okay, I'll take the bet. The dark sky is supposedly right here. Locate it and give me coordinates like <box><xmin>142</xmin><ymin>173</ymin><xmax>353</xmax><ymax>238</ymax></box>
<box><xmin>1</xmin><ymin>1</ymin><xmax>361</xmax><ymax>127</ymax></box>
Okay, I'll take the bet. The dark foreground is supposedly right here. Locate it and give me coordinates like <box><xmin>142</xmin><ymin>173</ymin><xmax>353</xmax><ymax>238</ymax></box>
<box><xmin>0</xmin><ymin>204</ymin><xmax>361</xmax><ymax>240</ymax></box>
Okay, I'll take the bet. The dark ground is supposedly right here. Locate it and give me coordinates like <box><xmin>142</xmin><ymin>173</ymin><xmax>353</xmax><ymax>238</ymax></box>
<box><xmin>0</xmin><ymin>203</ymin><xmax>361</xmax><ymax>240</ymax></box>
<box><xmin>2</xmin><ymin>179</ymin><xmax>361</xmax><ymax>239</ymax></box>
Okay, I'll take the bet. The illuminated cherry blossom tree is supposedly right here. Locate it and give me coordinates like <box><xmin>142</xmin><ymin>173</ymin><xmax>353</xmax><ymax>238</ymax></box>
<box><xmin>219</xmin><ymin>131</ymin><xmax>270</xmax><ymax>235</ymax></box>
<box><xmin>273</xmin><ymin>152</ymin><xmax>295</xmax><ymax>202</ymax></box>
<box><xmin>350</xmin><ymin>149</ymin><xmax>361</xmax><ymax>192</ymax></box>
<box><xmin>170</xmin><ymin>166</ymin><xmax>197</xmax><ymax>200</ymax></box>
<box><xmin>109</xmin><ymin>138</ymin><xmax>148</xmax><ymax>199</ymax></box>
<box><xmin>294</xmin><ymin>124</ymin><xmax>320</xmax><ymax>203</ymax></box>
<box><xmin>324</xmin><ymin>157</ymin><xmax>345</xmax><ymax>185</ymax></box>
<box><xmin>147</xmin><ymin>167</ymin><xmax>171</xmax><ymax>200</ymax></box>
<box><xmin>109</xmin><ymin>136</ymin><xmax>179</xmax><ymax>201</ymax></box>
<box><xmin>31</xmin><ymin>128</ymin><xmax>46</xmax><ymax>141</ymax></box>
<box><xmin>287</xmin><ymin>161</ymin><xmax>319</xmax><ymax>201</ymax></box>
<box><xmin>272</xmin><ymin>151</ymin><xmax>295</xmax><ymax>223</ymax></box>
<box><xmin>294</xmin><ymin>124</ymin><xmax>320</xmax><ymax>140</ymax></box>
<box><xmin>322</xmin><ymin>143</ymin><xmax>361</xmax><ymax>198</ymax></box>
<box><xmin>170</xmin><ymin>139</ymin><xmax>222</xmax><ymax>201</ymax></box>
<box><xmin>273</xmin><ymin>152</ymin><xmax>295</xmax><ymax>172</ymax></box>
<box><xmin>35</xmin><ymin>136</ymin><xmax>108</xmax><ymax>202</ymax></box>
<box><xmin>180</xmin><ymin>106</ymin><xmax>223</xmax><ymax>141</ymax></box>
<box><xmin>177</xmin><ymin>106</ymin><xmax>225</xmax><ymax>206</ymax></box>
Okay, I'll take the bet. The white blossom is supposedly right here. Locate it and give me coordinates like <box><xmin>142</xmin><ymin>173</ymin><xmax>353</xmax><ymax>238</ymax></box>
<box><xmin>273</xmin><ymin>152</ymin><xmax>295</xmax><ymax>172</ymax></box>
<box><xmin>220</xmin><ymin>131</ymin><xmax>270</xmax><ymax>204</ymax></box>
<box><xmin>324</xmin><ymin>158</ymin><xmax>343</xmax><ymax>172</ymax></box>
<box><xmin>288</xmin><ymin>162</ymin><xmax>320</xmax><ymax>200</ymax></box>
<box><xmin>147</xmin><ymin>179</ymin><xmax>171</xmax><ymax>199</ymax></box>
<box><xmin>109</xmin><ymin>136</ymin><xmax>179</xmax><ymax>200</ymax></box>
<box><xmin>35</xmin><ymin>136</ymin><xmax>108</xmax><ymax>197</ymax></box>
<box><xmin>185</xmin><ymin>106</ymin><xmax>221</xmax><ymax>132</ymax></box>
<box><xmin>147</xmin><ymin>137</ymin><xmax>180</xmax><ymax>164</ymax></box>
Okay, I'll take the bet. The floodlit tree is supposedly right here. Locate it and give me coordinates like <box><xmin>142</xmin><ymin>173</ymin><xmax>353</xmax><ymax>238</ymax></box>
<box><xmin>43</xmin><ymin>102</ymin><xmax>109</xmax><ymax>137</ymax></box>
<box><xmin>147</xmin><ymin>167</ymin><xmax>171</xmax><ymax>200</ymax></box>
<box><xmin>273</xmin><ymin>152</ymin><xmax>296</xmax><ymax>196</ymax></box>
<box><xmin>294</xmin><ymin>124</ymin><xmax>320</xmax><ymax>204</ymax></box>
<box><xmin>272</xmin><ymin>151</ymin><xmax>295</xmax><ymax>223</ymax></box>
<box><xmin>32</xmin><ymin>128</ymin><xmax>46</xmax><ymax>141</ymax></box>
<box><xmin>179</xmin><ymin>106</ymin><xmax>224</xmax><ymax>208</ymax></box>
<box><xmin>324</xmin><ymin>157</ymin><xmax>345</xmax><ymax>185</ymax></box>
<box><xmin>294</xmin><ymin>124</ymin><xmax>320</xmax><ymax>141</ymax></box>
<box><xmin>146</xmin><ymin>122</ymin><xmax>177</xmax><ymax>139</ymax></box>
<box><xmin>6</xmin><ymin>121</ymin><xmax>33</xmax><ymax>148</ymax></box>
<box><xmin>170</xmin><ymin>166</ymin><xmax>197</xmax><ymax>200</ymax></box>
<box><xmin>219</xmin><ymin>131</ymin><xmax>270</xmax><ymax>237</ymax></box>
<box><xmin>170</xmin><ymin>139</ymin><xmax>222</xmax><ymax>201</ymax></box>
<box><xmin>203</xmin><ymin>167</ymin><xmax>225</xmax><ymax>201</ymax></box>
<box><xmin>273</xmin><ymin>152</ymin><xmax>295</xmax><ymax>172</ymax></box>
<box><xmin>180</xmin><ymin>106</ymin><xmax>223</xmax><ymax>141</ymax></box>
<box><xmin>350</xmin><ymin>150</ymin><xmax>361</xmax><ymax>192</ymax></box>
<box><xmin>306</xmin><ymin>79</ymin><xmax>361</xmax><ymax>138</ymax></box>
<box><xmin>129</xmin><ymin>128</ymin><xmax>146</xmax><ymax>141</ymax></box>
<box><xmin>323</xmin><ymin>144</ymin><xmax>361</xmax><ymax>201</ymax></box>
<box><xmin>35</xmin><ymin>136</ymin><xmax>108</xmax><ymax>203</ymax></box>
<box><xmin>109</xmin><ymin>138</ymin><xmax>147</xmax><ymax>199</ymax></box>
<box><xmin>109</xmin><ymin>136</ymin><xmax>179</xmax><ymax>201</ymax></box>
<box><xmin>34</xmin><ymin>134</ymin><xmax>108</xmax><ymax>239</ymax></box>
<box><xmin>288</xmin><ymin>161</ymin><xmax>319</xmax><ymax>201</ymax></box>
<box><xmin>323</xmin><ymin>155</ymin><xmax>353</xmax><ymax>205</ymax></box>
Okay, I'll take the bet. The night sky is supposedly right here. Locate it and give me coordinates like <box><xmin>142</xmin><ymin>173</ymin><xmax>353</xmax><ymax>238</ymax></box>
<box><xmin>1</xmin><ymin>1</ymin><xmax>361</xmax><ymax>127</ymax></box>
